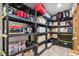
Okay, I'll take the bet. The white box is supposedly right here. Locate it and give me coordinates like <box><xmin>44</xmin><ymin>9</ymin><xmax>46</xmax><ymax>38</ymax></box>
<box><xmin>37</xmin><ymin>35</ymin><xmax>46</xmax><ymax>43</ymax></box>
<box><xmin>69</xmin><ymin>9</ymin><xmax>72</xmax><ymax>17</ymax></box>
<box><xmin>37</xmin><ymin>16</ymin><xmax>46</xmax><ymax>24</ymax></box>
<box><xmin>53</xmin><ymin>22</ymin><xmax>58</xmax><ymax>26</ymax></box>
<box><xmin>37</xmin><ymin>27</ymin><xmax>46</xmax><ymax>33</ymax></box>
<box><xmin>47</xmin><ymin>28</ymin><xmax>50</xmax><ymax>32</ymax></box>
<box><xmin>49</xmin><ymin>22</ymin><xmax>53</xmax><ymax>26</ymax></box>
<box><xmin>52</xmin><ymin>15</ymin><xmax>56</xmax><ymax>20</ymax></box>
<box><xmin>60</xmin><ymin>22</ymin><xmax>66</xmax><ymax>26</ymax></box>
<box><xmin>60</xmin><ymin>28</ymin><xmax>67</xmax><ymax>32</ymax></box>
<box><xmin>47</xmin><ymin>34</ymin><xmax>51</xmax><ymax>39</ymax></box>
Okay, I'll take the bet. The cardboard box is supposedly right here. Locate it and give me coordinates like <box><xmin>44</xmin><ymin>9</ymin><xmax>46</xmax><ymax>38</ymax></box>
<box><xmin>60</xmin><ymin>28</ymin><xmax>67</xmax><ymax>32</ymax></box>
<box><xmin>47</xmin><ymin>34</ymin><xmax>51</xmax><ymax>39</ymax></box>
<box><xmin>37</xmin><ymin>35</ymin><xmax>46</xmax><ymax>43</ymax></box>
<box><xmin>52</xmin><ymin>34</ymin><xmax>57</xmax><ymax>38</ymax></box>
<box><xmin>60</xmin><ymin>22</ymin><xmax>66</xmax><ymax>26</ymax></box>
<box><xmin>53</xmin><ymin>22</ymin><xmax>58</xmax><ymax>26</ymax></box>
<box><xmin>52</xmin><ymin>28</ymin><xmax>58</xmax><ymax>32</ymax></box>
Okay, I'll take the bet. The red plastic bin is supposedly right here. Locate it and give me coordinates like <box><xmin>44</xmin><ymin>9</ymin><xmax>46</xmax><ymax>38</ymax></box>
<box><xmin>34</xmin><ymin>4</ymin><xmax>46</xmax><ymax>15</ymax></box>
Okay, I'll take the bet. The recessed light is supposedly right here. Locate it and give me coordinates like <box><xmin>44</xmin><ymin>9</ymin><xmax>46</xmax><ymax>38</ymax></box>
<box><xmin>57</xmin><ymin>3</ymin><xmax>62</xmax><ymax>8</ymax></box>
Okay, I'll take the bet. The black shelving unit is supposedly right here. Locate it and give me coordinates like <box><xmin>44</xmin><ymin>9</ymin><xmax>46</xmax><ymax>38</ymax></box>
<box><xmin>2</xmin><ymin>3</ymin><xmax>53</xmax><ymax>56</ymax></box>
<box><xmin>51</xmin><ymin>11</ymin><xmax>73</xmax><ymax>47</ymax></box>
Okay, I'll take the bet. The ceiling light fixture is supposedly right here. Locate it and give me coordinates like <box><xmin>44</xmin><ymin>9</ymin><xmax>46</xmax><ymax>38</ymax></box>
<box><xmin>57</xmin><ymin>3</ymin><xmax>62</xmax><ymax>8</ymax></box>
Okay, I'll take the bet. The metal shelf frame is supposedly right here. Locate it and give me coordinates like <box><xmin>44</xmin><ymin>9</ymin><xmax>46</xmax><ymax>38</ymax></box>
<box><xmin>51</xmin><ymin>12</ymin><xmax>73</xmax><ymax>47</ymax></box>
<box><xmin>2</xmin><ymin>3</ymin><xmax>53</xmax><ymax>56</ymax></box>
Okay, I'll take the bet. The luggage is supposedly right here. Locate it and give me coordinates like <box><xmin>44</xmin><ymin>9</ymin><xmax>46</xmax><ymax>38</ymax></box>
<box><xmin>56</xmin><ymin>12</ymin><xmax>63</xmax><ymax>20</ymax></box>
<box><xmin>34</xmin><ymin>4</ymin><xmax>50</xmax><ymax>18</ymax></box>
<box><xmin>16</xmin><ymin>10</ymin><xmax>27</xmax><ymax>18</ymax></box>
<box><xmin>34</xmin><ymin>4</ymin><xmax>46</xmax><ymax>15</ymax></box>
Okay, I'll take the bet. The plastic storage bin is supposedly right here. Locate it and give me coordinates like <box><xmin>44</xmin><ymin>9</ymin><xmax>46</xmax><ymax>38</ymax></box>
<box><xmin>34</xmin><ymin>4</ymin><xmax>46</xmax><ymax>15</ymax></box>
<box><xmin>16</xmin><ymin>10</ymin><xmax>27</xmax><ymax>18</ymax></box>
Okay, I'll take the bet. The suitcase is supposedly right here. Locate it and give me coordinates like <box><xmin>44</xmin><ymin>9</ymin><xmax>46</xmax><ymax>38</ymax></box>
<box><xmin>56</xmin><ymin>12</ymin><xmax>63</xmax><ymax>20</ymax></box>
<box><xmin>16</xmin><ymin>10</ymin><xmax>27</xmax><ymax>18</ymax></box>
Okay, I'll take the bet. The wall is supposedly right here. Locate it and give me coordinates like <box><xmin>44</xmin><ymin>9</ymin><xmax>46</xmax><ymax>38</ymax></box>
<box><xmin>0</xmin><ymin>3</ymin><xmax>2</xmax><ymax>51</ymax></box>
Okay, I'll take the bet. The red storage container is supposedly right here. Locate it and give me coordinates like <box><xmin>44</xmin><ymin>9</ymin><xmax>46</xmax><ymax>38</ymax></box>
<box><xmin>34</xmin><ymin>4</ymin><xmax>46</xmax><ymax>15</ymax></box>
<box><xmin>16</xmin><ymin>10</ymin><xmax>27</xmax><ymax>18</ymax></box>
<box><xmin>16</xmin><ymin>10</ymin><xmax>21</xmax><ymax>17</ymax></box>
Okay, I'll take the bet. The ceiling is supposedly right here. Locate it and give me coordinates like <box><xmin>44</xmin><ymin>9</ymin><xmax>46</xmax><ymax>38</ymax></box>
<box><xmin>25</xmin><ymin>3</ymin><xmax>73</xmax><ymax>16</ymax></box>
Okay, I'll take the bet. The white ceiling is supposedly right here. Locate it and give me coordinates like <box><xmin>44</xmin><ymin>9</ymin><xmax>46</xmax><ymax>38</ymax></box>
<box><xmin>25</xmin><ymin>3</ymin><xmax>73</xmax><ymax>16</ymax></box>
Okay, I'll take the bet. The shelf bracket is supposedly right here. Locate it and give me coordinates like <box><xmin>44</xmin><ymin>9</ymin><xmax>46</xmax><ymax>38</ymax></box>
<box><xmin>0</xmin><ymin>14</ymin><xmax>7</xmax><ymax>20</ymax></box>
<box><xmin>0</xmin><ymin>51</ymin><xmax>6</xmax><ymax>56</ymax></box>
<box><xmin>0</xmin><ymin>34</ymin><xmax>7</xmax><ymax>38</ymax></box>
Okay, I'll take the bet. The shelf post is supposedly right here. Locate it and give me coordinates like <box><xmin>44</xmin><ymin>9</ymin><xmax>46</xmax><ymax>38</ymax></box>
<box><xmin>33</xmin><ymin>10</ymin><xmax>38</xmax><ymax>56</ymax></box>
<box><xmin>2</xmin><ymin>4</ymin><xmax>6</xmax><ymax>53</ymax></box>
<box><xmin>5</xmin><ymin>3</ymin><xmax>9</xmax><ymax>56</ymax></box>
<box><xmin>57</xmin><ymin>19</ymin><xmax>60</xmax><ymax>45</ymax></box>
<box><xmin>45</xmin><ymin>17</ymin><xmax>48</xmax><ymax>49</ymax></box>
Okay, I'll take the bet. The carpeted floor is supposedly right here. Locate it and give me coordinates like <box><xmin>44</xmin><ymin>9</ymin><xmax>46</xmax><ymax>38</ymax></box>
<box><xmin>40</xmin><ymin>45</ymin><xmax>70</xmax><ymax>56</ymax></box>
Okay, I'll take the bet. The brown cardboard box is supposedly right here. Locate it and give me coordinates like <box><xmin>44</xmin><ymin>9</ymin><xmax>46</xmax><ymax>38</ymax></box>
<box><xmin>37</xmin><ymin>35</ymin><xmax>46</xmax><ymax>43</ymax></box>
<box><xmin>53</xmin><ymin>22</ymin><xmax>58</xmax><ymax>26</ymax></box>
<box><xmin>47</xmin><ymin>34</ymin><xmax>51</xmax><ymax>39</ymax></box>
<box><xmin>52</xmin><ymin>34</ymin><xmax>57</xmax><ymax>38</ymax></box>
<box><xmin>52</xmin><ymin>28</ymin><xmax>58</xmax><ymax>32</ymax></box>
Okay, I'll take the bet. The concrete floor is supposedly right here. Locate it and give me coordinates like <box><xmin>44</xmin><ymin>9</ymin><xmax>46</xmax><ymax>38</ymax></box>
<box><xmin>40</xmin><ymin>45</ymin><xmax>70</xmax><ymax>56</ymax></box>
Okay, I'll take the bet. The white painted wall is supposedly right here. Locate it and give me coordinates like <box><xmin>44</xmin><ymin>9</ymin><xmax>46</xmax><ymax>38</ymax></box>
<box><xmin>0</xmin><ymin>3</ymin><xmax>2</xmax><ymax>51</ymax></box>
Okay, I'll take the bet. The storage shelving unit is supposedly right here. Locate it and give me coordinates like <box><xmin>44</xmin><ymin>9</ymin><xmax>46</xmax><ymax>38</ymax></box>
<box><xmin>2</xmin><ymin>3</ymin><xmax>53</xmax><ymax>56</ymax></box>
<box><xmin>51</xmin><ymin>11</ymin><xmax>73</xmax><ymax>47</ymax></box>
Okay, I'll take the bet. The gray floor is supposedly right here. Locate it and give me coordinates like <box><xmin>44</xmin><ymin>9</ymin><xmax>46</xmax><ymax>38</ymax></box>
<box><xmin>40</xmin><ymin>45</ymin><xmax>70</xmax><ymax>56</ymax></box>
